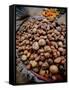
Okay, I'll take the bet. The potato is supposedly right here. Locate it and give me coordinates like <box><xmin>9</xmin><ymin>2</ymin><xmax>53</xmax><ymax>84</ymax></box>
<box><xmin>54</xmin><ymin>57</ymin><xmax>62</xmax><ymax>64</ymax></box>
<box><xmin>39</xmin><ymin>69</ymin><xmax>45</xmax><ymax>76</ymax></box>
<box><xmin>44</xmin><ymin>46</ymin><xmax>51</xmax><ymax>52</ymax></box>
<box><xmin>32</xmin><ymin>42</ymin><xmax>39</xmax><ymax>50</ymax></box>
<box><xmin>42</xmin><ymin>62</ymin><xmax>49</xmax><ymax>69</ymax></box>
<box><xmin>21</xmin><ymin>55</ymin><xmax>27</xmax><ymax>61</ymax></box>
<box><xmin>30</xmin><ymin>61</ymin><xmax>37</xmax><ymax>67</ymax></box>
<box><xmin>49</xmin><ymin>65</ymin><xmax>58</xmax><ymax>74</ymax></box>
<box><xmin>38</xmin><ymin>39</ymin><xmax>46</xmax><ymax>46</ymax></box>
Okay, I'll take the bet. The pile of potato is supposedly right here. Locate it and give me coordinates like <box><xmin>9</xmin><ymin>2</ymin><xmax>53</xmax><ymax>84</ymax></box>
<box><xmin>16</xmin><ymin>16</ymin><xmax>66</xmax><ymax>81</ymax></box>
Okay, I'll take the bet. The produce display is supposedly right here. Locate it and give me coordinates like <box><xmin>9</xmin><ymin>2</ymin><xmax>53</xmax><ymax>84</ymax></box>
<box><xmin>16</xmin><ymin>8</ymin><xmax>67</xmax><ymax>82</ymax></box>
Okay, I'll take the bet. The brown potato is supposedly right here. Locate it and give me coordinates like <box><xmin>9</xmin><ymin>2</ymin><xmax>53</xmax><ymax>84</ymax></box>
<box><xmin>49</xmin><ymin>65</ymin><xmax>58</xmax><ymax>74</ymax></box>
<box><xmin>21</xmin><ymin>55</ymin><xmax>27</xmax><ymax>61</ymax></box>
<box><xmin>32</xmin><ymin>42</ymin><xmax>39</xmax><ymax>50</ymax></box>
<box><xmin>30</xmin><ymin>61</ymin><xmax>37</xmax><ymax>67</ymax></box>
<box><xmin>39</xmin><ymin>69</ymin><xmax>45</xmax><ymax>76</ymax></box>
<box><xmin>44</xmin><ymin>46</ymin><xmax>51</xmax><ymax>52</ymax></box>
<box><xmin>38</xmin><ymin>39</ymin><xmax>46</xmax><ymax>46</ymax></box>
